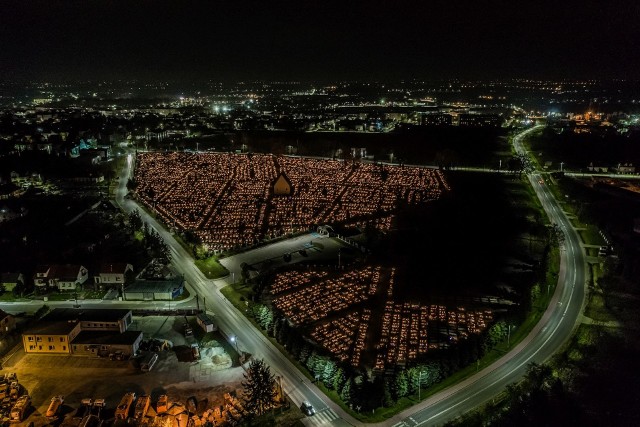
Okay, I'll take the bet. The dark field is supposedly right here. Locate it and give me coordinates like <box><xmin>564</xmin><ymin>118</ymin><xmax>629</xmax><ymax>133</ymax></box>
<box><xmin>377</xmin><ymin>171</ymin><xmax>540</xmax><ymax>304</ymax></box>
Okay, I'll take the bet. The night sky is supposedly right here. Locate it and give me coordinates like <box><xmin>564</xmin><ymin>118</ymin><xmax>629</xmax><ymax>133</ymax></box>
<box><xmin>2</xmin><ymin>0</ymin><xmax>639</xmax><ymax>82</ymax></box>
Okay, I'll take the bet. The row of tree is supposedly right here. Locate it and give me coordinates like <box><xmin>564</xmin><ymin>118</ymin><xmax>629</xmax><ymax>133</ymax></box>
<box><xmin>127</xmin><ymin>209</ymin><xmax>170</xmax><ymax>258</ymax></box>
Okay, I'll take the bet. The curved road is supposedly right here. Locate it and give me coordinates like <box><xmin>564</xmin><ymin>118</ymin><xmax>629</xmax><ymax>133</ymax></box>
<box><xmin>116</xmin><ymin>129</ymin><xmax>587</xmax><ymax>426</ymax></box>
<box><xmin>384</xmin><ymin>125</ymin><xmax>587</xmax><ymax>426</ymax></box>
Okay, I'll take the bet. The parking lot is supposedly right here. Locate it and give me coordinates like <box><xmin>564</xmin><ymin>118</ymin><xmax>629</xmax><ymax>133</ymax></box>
<box><xmin>0</xmin><ymin>316</ymin><xmax>245</xmax><ymax>426</ymax></box>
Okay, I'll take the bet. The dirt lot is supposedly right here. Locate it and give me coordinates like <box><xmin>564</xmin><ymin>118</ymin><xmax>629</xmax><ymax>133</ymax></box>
<box><xmin>0</xmin><ymin>316</ymin><xmax>245</xmax><ymax>426</ymax></box>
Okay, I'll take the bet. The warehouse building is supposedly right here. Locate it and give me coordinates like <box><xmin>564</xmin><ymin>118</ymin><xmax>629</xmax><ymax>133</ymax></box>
<box><xmin>123</xmin><ymin>277</ymin><xmax>184</xmax><ymax>301</ymax></box>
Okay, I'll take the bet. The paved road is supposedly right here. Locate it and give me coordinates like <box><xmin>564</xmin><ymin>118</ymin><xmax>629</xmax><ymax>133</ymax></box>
<box><xmin>115</xmin><ymin>151</ymin><xmax>356</xmax><ymax>427</ymax></box>
<box><xmin>110</xmin><ymin>133</ymin><xmax>586</xmax><ymax>426</ymax></box>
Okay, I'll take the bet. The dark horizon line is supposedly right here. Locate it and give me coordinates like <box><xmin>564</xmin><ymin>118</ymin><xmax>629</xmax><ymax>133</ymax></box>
<box><xmin>2</xmin><ymin>76</ymin><xmax>638</xmax><ymax>86</ymax></box>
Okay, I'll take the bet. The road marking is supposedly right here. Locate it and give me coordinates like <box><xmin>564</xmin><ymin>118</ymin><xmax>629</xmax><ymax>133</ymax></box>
<box><xmin>310</xmin><ymin>408</ymin><xmax>338</xmax><ymax>425</ymax></box>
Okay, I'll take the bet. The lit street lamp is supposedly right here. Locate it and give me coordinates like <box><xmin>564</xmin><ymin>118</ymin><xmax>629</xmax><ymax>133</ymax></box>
<box><xmin>230</xmin><ymin>335</ymin><xmax>239</xmax><ymax>354</ymax></box>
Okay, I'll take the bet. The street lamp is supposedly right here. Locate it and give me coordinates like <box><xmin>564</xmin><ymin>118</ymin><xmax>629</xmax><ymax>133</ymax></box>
<box><xmin>417</xmin><ymin>371</ymin><xmax>426</xmax><ymax>401</ymax></box>
<box><xmin>230</xmin><ymin>335</ymin><xmax>239</xmax><ymax>354</ymax></box>
<box><xmin>508</xmin><ymin>324</ymin><xmax>515</xmax><ymax>347</ymax></box>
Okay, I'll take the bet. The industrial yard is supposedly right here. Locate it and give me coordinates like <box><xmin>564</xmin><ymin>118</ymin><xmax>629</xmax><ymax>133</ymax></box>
<box><xmin>0</xmin><ymin>315</ymin><xmax>287</xmax><ymax>426</ymax></box>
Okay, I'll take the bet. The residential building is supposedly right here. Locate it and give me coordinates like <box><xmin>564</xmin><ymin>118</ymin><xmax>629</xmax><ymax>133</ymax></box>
<box><xmin>0</xmin><ymin>310</ymin><xmax>16</xmax><ymax>335</ymax></box>
<box><xmin>21</xmin><ymin>308</ymin><xmax>138</xmax><ymax>356</ymax></box>
<box><xmin>458</xmin><ymin>113</ymin><xmax>502</xmax><ymax>127</ymax></box>
<box><xmin>617</xmin><ymin>163</ymin><xmax>636</xmax><ymax>174</ymax></box>
<box><xmin>0</xmin><ymin>272</ymin><xmax>24</xmax><ymax>293</ymax></box>
<box><xmin>22</xmin><ymin>321</ymin><xmax>79</xmax><ymax>354</ymax></box>
<box><xmin>34</xmin><ymin>264</ymin><xmax>89</xmax><ymax>291</ymax></box>
<box><xmin>587</xmin><ymin>163</ymin><xmax>608</xmax><ymax>173</ymax></box>
<box><xmin>93</xmin><ymin>263</ymin><xmax>133</xmax><ymax>289</ymax></box>
<box><xmin>422</xmin><ymin>113</ymin><xmax>452</xmax><ymax>126</ymax></box>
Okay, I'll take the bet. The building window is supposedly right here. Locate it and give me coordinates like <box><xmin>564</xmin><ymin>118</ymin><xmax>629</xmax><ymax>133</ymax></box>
<box><xmin>60</xmin><ymin>337</ymin><xmax>65</xmax><ymax>342</ymax></box>
<box><xmin>28</xmin><ymin>336</ymin><xmax>34</xmax><ymax>342</ymax></box>
<box><xmin>48</xmin><ymin>337</ymin><xmax>54</xmax><ymax>342</ymax></box>
<box><xmin>36</xmin><ymin>337</ymin><xmax>42</xmax><ymax>342</ymax></box>
<box><xmin>63</xmin><ymin>346</ymin><xmax>67</xmax><ymax>351</ymax></box>
<box><xmin>48</xmin><ymin>345</ymin><xmax>54</xmax><ymax>350</ymax></box>
<box><xmin>29</xmin><ymin>345</ymin><xmax>35</xmax><ymax>351</ymax></box>
<box><xmin>38</xmin><ymin>346</ymin><xmax>42</xmax><ymax>351</ymax></box>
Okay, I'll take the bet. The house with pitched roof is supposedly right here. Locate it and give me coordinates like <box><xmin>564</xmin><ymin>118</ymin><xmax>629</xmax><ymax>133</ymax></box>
<box><xmin>34</xmin><ymin>264</ymin><xmax>89</xmax><ymax>291</ymax></box>
<box><xmin>93</xmin><ymin>263</ymin><xmax>133</xmax><ymax>289</ymax></box>
<box><xmin>0</xmin><ymin>272</ymin><xmax>24</xmax><ymax>293</ymax></box>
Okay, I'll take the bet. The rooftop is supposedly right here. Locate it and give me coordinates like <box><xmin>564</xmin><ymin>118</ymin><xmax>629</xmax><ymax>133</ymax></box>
<box><xmin>43</xmin><ymin>308</ymin><xmax>132</xmax><ymax>323</ymax></box>
<box><xmin>72</xmin><ymin>330</ymin><xmax>142</xmax><ymax>346</ymax></box>
<box><xmin>125</xmin><ymin>278</ymin><xmax>184</xmax><ymax>294</ymax></box>
<box><xmin>24</xmin><ymin>320</ymin><xmax>79</xmax><ymax>336</ymax></box>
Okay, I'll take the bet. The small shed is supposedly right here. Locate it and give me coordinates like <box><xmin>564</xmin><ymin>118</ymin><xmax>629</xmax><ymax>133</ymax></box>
<box><xmin>196</xmin><ymin>313</ymin><xmax>217</xmax><ymax>333</ymax></box>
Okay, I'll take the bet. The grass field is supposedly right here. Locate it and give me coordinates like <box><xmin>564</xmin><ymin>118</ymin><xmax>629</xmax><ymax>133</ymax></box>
<box><xmin>194</xmin><ymin>256</ymin><xmax>230</xmax><ymax>279</ymax></box>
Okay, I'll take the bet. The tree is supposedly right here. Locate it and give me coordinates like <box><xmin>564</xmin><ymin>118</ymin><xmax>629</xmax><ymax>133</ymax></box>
<box><xmin>549</xmin><ymin>223</ymin><xmax>565</xmax><ymax>247</ymax></box>
<box><xmin>383</xmin><ymin>380</ymin><xmax>395</xmax><ymax>407</ymax></box>
<box><xmin>340</xmin><ymin>379</ymin><xmax>353</xmax><ymax>404</ymax></box>
<box><xmin>126</xmin><ymin>178</ymin><xmax>138</xmax><ymax>191</ymax></box>
<box><xmin>251</xmin><ymin>304</ymin><xmax>273</xmax><ymax>331</ymax></box>
<box><xmin>242</xmin><ymin>359</ymin><xmax>277</xmax><ymax>417</ymax></box>
<box><xmin>524</xmin><ymin>362</ymin><xmax>553</xmax><ymax>391</ymax></box>
<box><xmin>394</xmin><ymin>370</ymin><xmax>409</xmax><ymax>399</ymax></box>
<box><xmin>128</xmin><ymin>209</ymin><xmax>142</xmax><ymax>232</ymax></box>
<box><xmin>333</xmin><ymin>367</ymin><xmax>347</xmax><ymax>392</ymax></box>
<box><xmin>322</xmin><ymin>359</ymin><xmax>337</xmax><ymax>387</ymax></box>
<box><xmin>484</xmin><ymin>320</ymin><xmax>508</xmax><ymax>351</ymax></box>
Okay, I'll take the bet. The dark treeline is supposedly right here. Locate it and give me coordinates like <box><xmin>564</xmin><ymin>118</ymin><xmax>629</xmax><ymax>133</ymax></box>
<box><xmin>235</xmin><ymin>126</ymin><xmax>507</xmax><ymax>167</ymax></box>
